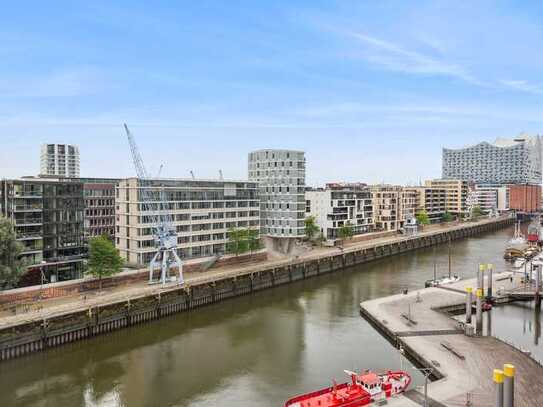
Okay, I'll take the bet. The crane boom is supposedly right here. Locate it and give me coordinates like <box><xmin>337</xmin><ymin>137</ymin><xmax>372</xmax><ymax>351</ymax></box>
<box><xmin>124</xmin><ymin>124</ymin><xmax>183</xmax><ymax>286</ymax></box>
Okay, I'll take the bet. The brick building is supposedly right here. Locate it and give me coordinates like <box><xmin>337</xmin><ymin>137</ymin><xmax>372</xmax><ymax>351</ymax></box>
<box><xmin>509</xmin><ymin>184</ymin><xmax>542</xmax><ymax>213</ymax></box>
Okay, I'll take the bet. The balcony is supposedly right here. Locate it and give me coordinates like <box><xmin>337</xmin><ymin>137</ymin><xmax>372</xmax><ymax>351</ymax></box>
<box><xmin>17</xmin><ymin>234</ymin><xmax>43</xmax><ymax>241</ymax></box>
<box><xmin>13</xmin><ymin>205</ymin><xmax>42</xmax><ymax>212</ymax></box>
<box><xmin>15</xmin><ymin>218</ymin><xmax>43</xmax><ymax>226</ymax></box>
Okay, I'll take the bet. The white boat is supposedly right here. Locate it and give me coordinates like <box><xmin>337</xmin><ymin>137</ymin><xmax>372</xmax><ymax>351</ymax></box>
<box><xmin>425</xmin><ymin>275</ymin><xmax>461</xmax><ymax>287</ymax></box>
<box><xmin>508</xmin><ymin>221</ymin><xmax>527</xmax><ymax>248</ymax></box>
<box><xmin>505</xmin><ymin>221</ymin><xmax>529</xmax><ymax>259</ymax></box>
<box><xmin>514</xmin><ymin>258</ymin><xmax>526</xmax><ymax>269</ymax></box>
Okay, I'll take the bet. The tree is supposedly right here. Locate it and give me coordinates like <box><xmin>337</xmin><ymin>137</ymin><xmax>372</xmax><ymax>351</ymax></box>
<box><xmin>226</xmin><ymin>228</ymin><xmax>250</xmax><ymax>256</ymax></box>
<box><xmin>442</xmin><ymin>212</ymin><xmax>454</xmax><ymax>223</ymax></box>
<box><xmin>0</xmin><ymin>216</ymin><xmax>26</xmax><ymax>290</ymax></box>
<box><xmin>471</xmin><ymin>205</ymin><xmax>484</xmax><ymax>220</ymax></box>
<box><xmin>247</xmin><ymin>228</ymin><xmax>262</xmax><ymax>252</ymax></box>
<box><xmin>304</xmin><ymin>216</ymin><xmax>319</xmax><ymax>241</ymax></box>
<box><xmin>416</xmin><ymin>210</ymin><xmax>430</xmax><ymax>226</ymax></box>
<box><xmin>338</xmin><ymin>221</ymin><xmax>354</xmax><ymax>241</ymax></box>
<box><xmin>87</xmin><ymin>235</ymin><xmax>124</xmax><ymax>290</ymax></box>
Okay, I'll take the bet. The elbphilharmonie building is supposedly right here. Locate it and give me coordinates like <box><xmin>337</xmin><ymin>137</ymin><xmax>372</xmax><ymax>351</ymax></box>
<box><xmin>442</xmin><ymin>134</ymin><xmax>542</xmax><ymax>185</ymax></box>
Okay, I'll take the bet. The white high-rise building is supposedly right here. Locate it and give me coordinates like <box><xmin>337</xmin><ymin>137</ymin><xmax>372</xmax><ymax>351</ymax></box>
<box><xmin>248</xmin><ymin>149</ymin><xmax>306</xmax><ymax>252</ymax></box>
<box><xmin>442</xmin><ymin>134</ymin><xmax>542</xmax><ymax>185</ymax></box>
<box><xmin>40</xmin><ymin>143</ymin><xmax>80</xmax><ymax>177</ymax></box>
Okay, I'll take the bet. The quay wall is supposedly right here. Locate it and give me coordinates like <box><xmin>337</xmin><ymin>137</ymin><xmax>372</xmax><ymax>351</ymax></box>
<box><xmin>359</xmin><ymin>302</ymin><xmax>446</xmax><ymax>381</ymax></box>
<box><xmin>0</xmin><ymin>251</ymin><xmax>268</xmax><ymax>306</ymax></box>
<box><xmin>0</xmin><ymin>217</ymin><xmax>514</xmax><ymax>362</ymax></box>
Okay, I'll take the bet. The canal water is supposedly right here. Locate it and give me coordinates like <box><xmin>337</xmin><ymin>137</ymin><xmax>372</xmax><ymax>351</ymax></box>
<box><xmin>0</xmin><ymin>226</ymin><xmax>530</xmax><ymax>407</ymax></box>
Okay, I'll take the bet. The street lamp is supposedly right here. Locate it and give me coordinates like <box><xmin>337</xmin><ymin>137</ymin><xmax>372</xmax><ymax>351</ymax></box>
<box><xmin>39</xmin><ymin>261</ymin><xmax>47</xmax><ymax>301</ymax></box>
<box><xmin>413</xmin><ymin>367</ymin><xmax>433</xmax><ymax>407</ymax></box>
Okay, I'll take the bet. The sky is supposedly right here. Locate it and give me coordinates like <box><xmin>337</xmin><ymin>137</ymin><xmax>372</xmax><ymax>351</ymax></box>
<box><xmin>1</xmin><ymin>0</ymin><xmax>543</xmax><ymax>186</ymax></box>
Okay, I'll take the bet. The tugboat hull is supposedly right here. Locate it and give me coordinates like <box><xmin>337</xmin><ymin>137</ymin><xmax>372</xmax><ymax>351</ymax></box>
<box><xmin>285</xmin><ymin>370</ymin><xmax>411</xmax><ymax>407</ymax></box>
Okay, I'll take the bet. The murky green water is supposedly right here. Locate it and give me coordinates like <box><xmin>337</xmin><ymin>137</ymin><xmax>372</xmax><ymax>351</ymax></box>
<box><xmin>0</xmin><ymin>227</ymin><xmax>518</xmax><ymax>406</ymax></box>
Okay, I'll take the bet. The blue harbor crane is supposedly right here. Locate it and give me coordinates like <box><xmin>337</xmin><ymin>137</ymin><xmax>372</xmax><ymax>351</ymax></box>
<box><xmin>124</xmin><ymin>124</ymin><xmax>184</xmax><ymax>285</ymax></box>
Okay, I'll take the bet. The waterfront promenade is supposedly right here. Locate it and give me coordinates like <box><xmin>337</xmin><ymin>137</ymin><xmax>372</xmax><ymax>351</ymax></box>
<box><xmin>360</xmin><ymin>274</ymin><xmax>543</xmax><ymax>407</ymax></box>
<box><xmin>0</xmin><ymin>216</ymin><xmax>510</xmax><ymax>329</ymax></box>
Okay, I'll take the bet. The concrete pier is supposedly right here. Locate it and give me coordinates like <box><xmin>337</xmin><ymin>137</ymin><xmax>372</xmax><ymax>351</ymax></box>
<box><xmin>360</xmin><ymin>275</ymin><xmax>543</xmax><ymax>407</ymax></box>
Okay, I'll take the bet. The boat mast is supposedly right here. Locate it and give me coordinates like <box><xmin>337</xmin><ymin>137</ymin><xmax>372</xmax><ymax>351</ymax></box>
<box><xmin>433</xmin><ymin>246</ymin><xmax>437</xmax><ymax>282</ymax></box>
<box><xmin>448</xmin><ymin>237</ymin><xmax>452</xmax><ymax>279</ymax></box>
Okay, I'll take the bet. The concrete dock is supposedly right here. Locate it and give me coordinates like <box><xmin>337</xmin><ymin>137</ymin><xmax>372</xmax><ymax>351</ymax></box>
<box><xmin>360</xmin><ymin>274</ymin><xmax>543</xmax><ymax>407</ymax></box>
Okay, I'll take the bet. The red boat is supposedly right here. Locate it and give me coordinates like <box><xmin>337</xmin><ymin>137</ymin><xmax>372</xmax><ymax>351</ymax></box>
<box><xmin>285</xmin><ymin>369</ymin><xmax>412</xmax><ymax>407</ymax></box>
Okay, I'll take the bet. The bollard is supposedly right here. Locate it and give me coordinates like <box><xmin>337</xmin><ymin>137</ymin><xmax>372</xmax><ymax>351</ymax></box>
<box><xmin>494</xmin><ymin>369</ymin><xmax>504</xmax><ymax>407</ymax></box>
<box><xmin>466</xmin><ymin>287</ymin><xmax>473</xmax><ymax>324</ymax></box>
<box><xmin>479</xmin><ymin>264</ymin><xmax>487</xmax><ymax>293</ymax></box>
<box><xmin>487</xmin><ymin>264</ymin><xmax>494</xmax><ymax>299</ymax></box>
<box><xmin>476</xmin><ymin>289</ymin><xmax>483</xmax><ymax>335</ymax></box>
<box><xmin>503</xmin><ymin>364</ymin><xmax>515</xmax><ymax>407</ymax></box>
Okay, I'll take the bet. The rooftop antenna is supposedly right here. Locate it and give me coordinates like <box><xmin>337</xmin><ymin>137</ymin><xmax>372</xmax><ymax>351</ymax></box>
<box><xmin>190</xmin><ymin>170</ymin><xmax>195</xmax><ymax>180</ymax></box>
<box><xmin>219</xmin><ymin>170</ymin><xmax>223</xmax><ymax>180</ymax></box>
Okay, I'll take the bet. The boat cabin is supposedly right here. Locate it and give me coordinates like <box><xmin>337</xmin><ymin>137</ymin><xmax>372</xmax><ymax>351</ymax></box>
<box><xmin>357</xmin><ymin>373</ymin><xmax>382</xmax><ymax>396</ymax></box>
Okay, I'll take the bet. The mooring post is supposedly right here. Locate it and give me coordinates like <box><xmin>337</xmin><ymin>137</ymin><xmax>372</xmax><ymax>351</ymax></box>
<box><xmin>494</xmin><ymin>369</ymin><xmax>504</xmax><ymax>407</ymax></box>
<box><xmin>536</xmin><ymin>264</ymin><xmax>542</xmax><ymax>309</ymax></box>
<box><xmin>487</xmin><ymin>263</ymin><xmax>494</xmax><ymax>299</ymax></box>
<box><xmin>466</xmin><ymin>287</ymin><xmax>473</xmax><ymax>324</ymax></box>
<box><xmin>503</xmin><ymin>364</ymin><xmax>515</xmax><ymax>407</ymax></box>
<box><xmin>479</xmin><ymin>264</ymin><xmax>486</xmax><ymax>294</ymax></box>
<box><xmin>476</xmin><ymin>288</ymin><xmax>483</xmax><ymax>335</ymax></box>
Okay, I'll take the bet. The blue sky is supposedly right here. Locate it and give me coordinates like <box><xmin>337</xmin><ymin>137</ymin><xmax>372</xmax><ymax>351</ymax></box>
<box><xmin>1</xmin><ymin>1</ymin><xmax>543</xmax><ymax>185</ymax></box>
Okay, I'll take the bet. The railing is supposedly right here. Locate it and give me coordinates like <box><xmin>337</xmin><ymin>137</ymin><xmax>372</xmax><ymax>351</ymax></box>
<box><xmin>14</xmin><ymin>218</ymin><xmax>43</xmax><ymax>225</ymax></box>
<box><xmin>13</xmin><ymin>205</ymin><xmax>42</xmax><ymax>211</ymax></box>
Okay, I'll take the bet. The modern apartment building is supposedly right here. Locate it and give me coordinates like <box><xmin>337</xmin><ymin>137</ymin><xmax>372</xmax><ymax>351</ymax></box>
<box><xmin>371</xmin><ymin>185</ymin><xmax>417</xmax><ymax>231</ymax></box>
<box><xmin>0</xmin><ymin>178</ymin><xmax>86</xmax><ymax>283</ymax></box>
<box><xmin>424</xmin><ymin>179</ymin><xmax>469</xmax><ymax>217</ymax></box>
<box><xmin>467</xmin><ymin>185</ymin><xmax>509</xmax><ymax>215</ymax></box>
<box><xmin>115</xmin><ymin>178</ymin><xmax>260</xmax><ymax>266</ymax></box>
<box><xmin>442</xmin><ymin>134</ymin><xmax>542</xmax><ymax>185</ymax></box>
<box><xmin>408</xmin><ymin>186</ymin><xmax>447</xmax><ymax>223</ymax></box>
<box><xmin>40</xmin><ymin>144</ymin><xmax>80</xmax><ymax>178</ymax></box>
<box><xmin>248</xmin><ymin>149</ymin><xmax>306</xmax><ymax>250</ymax></box>
<box><xmin>79</xmin><ymin>178</ymin><xmax>119</xmax><ymax>239</ymax></box>
<box><xmin>305</xmin><ymin>183</ymin><xmax>374</xmax><ymax>240</ymax></box>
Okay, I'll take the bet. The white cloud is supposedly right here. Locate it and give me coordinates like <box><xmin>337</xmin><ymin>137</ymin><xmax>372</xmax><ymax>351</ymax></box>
<box><xmin>349</xmin><ymin>32</ymin><xmax>483</xmax><ymax>85</ymax></box>
<box><xmin>499</xmin><ymin>80</ymin><xmax>543</xmax><ymax>95</ymax></box>
<box><xmin>0</xmin><ymin>68</ymin><xmax>106</xmax><ymax>98</ymax></box>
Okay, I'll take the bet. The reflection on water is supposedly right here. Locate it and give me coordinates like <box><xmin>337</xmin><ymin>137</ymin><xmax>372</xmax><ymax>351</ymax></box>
<box><xmin>485</xmin><ymin>301</ymin><xmax>543</xmax><ymax>361</ymax></box>
<box><xmin>0</xmin><ymin>227</ymin><xmax>516</xmax><ymax>407</ymax></box>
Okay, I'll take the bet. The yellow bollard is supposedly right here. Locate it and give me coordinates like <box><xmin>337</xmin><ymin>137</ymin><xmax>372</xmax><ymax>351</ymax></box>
<box><xmin>494</xmin><ymin>369</ymin><xmax>504</xmax><ymax>407</ymax></box>
<box><xmin>503</xmin><ymin>364</ymin><xmax>515</xmax><ymax>407</ymax></box>
<box><xmin>475</xmin><ymin>289</ymin><xmax>484</xmax><ymax>334</ymax></box>
<box><xmin>466</xmin><ymin>287</ymin><xmax>473</xmax><ymax>324</ymax></box>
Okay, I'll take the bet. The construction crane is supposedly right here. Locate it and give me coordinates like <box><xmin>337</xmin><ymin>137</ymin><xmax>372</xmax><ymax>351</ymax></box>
<box><xmin>124</xmin><ymin>124</ymin><xmax>184</xmax><ymax>285</ymax></box>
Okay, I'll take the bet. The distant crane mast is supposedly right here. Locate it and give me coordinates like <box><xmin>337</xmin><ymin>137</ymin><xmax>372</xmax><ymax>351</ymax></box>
<box><xmin>124</xmin><ymin>124</ymin><xmax>183</xmax><ymax>285</ymax></box>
